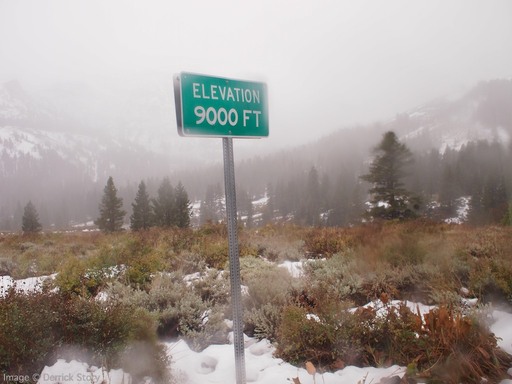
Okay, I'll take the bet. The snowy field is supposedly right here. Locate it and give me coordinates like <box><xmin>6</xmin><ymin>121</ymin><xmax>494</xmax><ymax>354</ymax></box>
<box><xmin>2</xmin><ymin>273</ymin><xmax>512</xmax><ymax>384</ymax></box>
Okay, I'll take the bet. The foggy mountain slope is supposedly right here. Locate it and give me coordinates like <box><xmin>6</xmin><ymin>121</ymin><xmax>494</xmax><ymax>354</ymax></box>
<box><xmin>0</xmin><ymin>78</ymin><xmax>510</xmax><ymax>229</ymax></box>
<box><xmin>0</xmin><ymin>82</ymin><xmax>169</xmax><ymax>182</ymax></box>
<box><xmin>38</xmin><ymin>76</ymin><xmax>225</xmax><ymax>166</ymax></box>
<box><xmin>313</xmin><ymin>79</ymin><xmax>512</xmax><ymax>169</ymax></box>
<box><xmin>390</xmin><ymin>79</ymin><xmax>512</xmax><ymax>153</ymax></box>
<box><xmin>0</xmin><ymin>81</ymin><xmax>179</xmax><ymax>228</ymax></box>
<box><xmin>233</xmin><ymin>79</ymin><xmax>512</xmax><ymax>215</ymax></box>
<box><xmin>0</xmin><ymin>80</ymin><xmax>63</xmax><ymax>130</ymax></box>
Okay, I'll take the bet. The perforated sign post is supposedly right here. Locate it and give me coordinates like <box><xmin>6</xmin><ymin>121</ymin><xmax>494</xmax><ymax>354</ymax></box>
<box><xmin>174</xmin><ymin>72</ymin><xmax>268</xmax><ymax>384</ymax></box>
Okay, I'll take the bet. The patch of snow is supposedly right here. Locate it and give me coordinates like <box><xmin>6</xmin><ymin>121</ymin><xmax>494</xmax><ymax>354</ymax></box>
<box><xmin>183</xmin><ymin>271</ymin><xmax>202</xmax><ymax>286</ymax></box>
<box><xmin>37</xmin><ymin>359</ymin><xmax>130</xmax><ymax>384</ymax></box>
<box><xmin>351</xmin><ymin>299</ymin><xmax>436</xmax><ymax>319</ymax></box>
<box><xmin>278</xmin><ymin>260</ymin><xmax>304</xmax><ymax>278</ymax></box>
<box><xmin>409</xmin><ymin>111</ymin><xmax>427</xmax><ymax>118</ymax></box>
<box><xmin>461</xmin><ymin>297</ymin><xmax>479</xmax><ymax>308</ymax></box>
<box><xmin>0</xmin><ymin>274</ymin><xmax>56</xmax><ymax>297</ymax></box>
<box><xmin>252</xmin><ymin>195</ymin><xmax>269</xmax><ymax>207</ymax></box>
<box><xmin>306</xmin><ymin>313</ymin><xmax>321</xmax><ymax>322</ymax></box>
<box><xmin>490</xmin><ymin>309</ymin><xmax>512</xmax><ymax>355</ymax></box>
<box><xmin>445</xmin><ymin>196</ymin><xmax>471</xmax><ymax>224</ymax></box>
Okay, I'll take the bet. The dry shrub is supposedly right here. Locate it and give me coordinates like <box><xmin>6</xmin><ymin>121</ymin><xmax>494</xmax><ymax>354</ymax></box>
<box><xmin>452</xmin><ymin>226</ymin><xmax>512</xmax><ymax>303</ymax></box>
<box><xmin>419</xmin><ymin>306</ymin><xmax>512</xmax><ymax>383</ymax></box>
<box><xmin>303</xmin><ymin>227</ymin><xmax>350</xmax><ymax>257</ymax></box>
<box><xmin>276</xmin><ymin>304</ymin><xmax>363</xmax><ymax>369</ymax></box>
<box><xmin>251</xmin><ymin>236</ymin><xmax>303</xmax><ymax>262</ymax></box>
<box><xmin>276</xmin><ymin>302</ymin><xmax>512</xmax><ymax>383</ymax></box>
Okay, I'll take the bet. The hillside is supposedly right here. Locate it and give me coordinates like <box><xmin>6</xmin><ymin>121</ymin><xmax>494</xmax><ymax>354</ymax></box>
<box><xmin>0</xmin><ymin>79</ymin><xmax>511</xmax><ymax>230</ymax></box>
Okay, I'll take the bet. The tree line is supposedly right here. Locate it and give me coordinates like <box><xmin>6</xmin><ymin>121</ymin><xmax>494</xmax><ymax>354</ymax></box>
<box><xmin>95</xmin><ymin>176</ymin><xmax>192</xmax><ymax>232</ymax></box>
<box><xmin>20</xmin><ymin>176</ymin><xmax>192</xmax><ymax>233</ymax></box>
<box><xmin>225</xmin><ymin>131</ymin><xmax>512</xmax><ymax>227</ymax></box>
<box><xmin>18</xmin><ymin>130</ymin><xmax>512</xmax><ymax>233</ymax></box>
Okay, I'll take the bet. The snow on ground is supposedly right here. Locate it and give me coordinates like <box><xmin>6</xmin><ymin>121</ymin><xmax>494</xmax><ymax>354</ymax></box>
<box><xmin>36</xmin><ymin>360</ymin><xmax>131</xmax><ymax>384</ymax></box>
<box><xmin>167</xmin><ymin>336</ymin><xmax>406</xmax><ymax>384</ymax></box>
<box><xmin>349</xmin><ymin>299</ymin><xmax>436</xmax><ymax>319</ymax></box>
<box><xmin>278</xmin><ymin>258</ymin><xmax>324</xmax><ymax>278</ymax></box>
<box><xmin>30</xmin><ymin>305</ymin><xmax>512</xmax><ymax>384</ymax></box>
<box><xmin>444</xmin><ymin>196</ymin><xmax>471</xmax><ymax>224</ymax></box>
<box><xmin>278</xmin><ymin>260</ymin><xmax>305</xmax><ymax>278</ymax></box>
<box><xmin>0</xmin><ymin>274</ymin><xmax>55</xmax><ymax>297</ymax></box>
<box><xmin>491</xmin><ymin>309</ymin><xmax>512</xmax><ymax>355</ymax></box>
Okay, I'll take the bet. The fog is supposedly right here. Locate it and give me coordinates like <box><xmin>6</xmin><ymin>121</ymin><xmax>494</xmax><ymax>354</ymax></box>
<box><xmin>1</xmin><ymin>0</ymin><xmax>511</xmax><ymax>150</ymax></box>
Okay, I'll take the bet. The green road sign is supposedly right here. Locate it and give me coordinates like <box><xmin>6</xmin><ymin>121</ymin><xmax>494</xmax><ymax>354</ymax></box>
<box><xmin>174</xmin><ymin>72</ymin><xmax>269</xmax><ymax>138</ymax></box>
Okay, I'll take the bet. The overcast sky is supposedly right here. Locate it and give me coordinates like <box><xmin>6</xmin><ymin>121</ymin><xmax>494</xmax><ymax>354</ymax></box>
<box><xmin>1</xmin><ymin>0</ymin><xmax>511</xmax><ymax>149</ymax></box>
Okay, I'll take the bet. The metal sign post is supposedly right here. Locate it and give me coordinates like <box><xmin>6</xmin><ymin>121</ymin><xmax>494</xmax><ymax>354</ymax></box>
<box><xmin>223</xmin><ymin>137</ymin><xmax>246</xmax><ymax>384</ymax></box>
<box><xmin>174</xmin><ymin>72</ymin><xmax>268</xmax><ymax>384</ymax></box>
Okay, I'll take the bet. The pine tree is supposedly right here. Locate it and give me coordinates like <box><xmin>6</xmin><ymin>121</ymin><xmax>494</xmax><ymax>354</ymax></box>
<box><xmin>261</xmin><ymin>183</ymin><xmax>274</xmax><ymax>225</ymax></box>
<box><xmin>22</xmin><ymin>201</ymin><xmax>42</xmax><ymax>233</ymax></box>
<box><xmin>174</xmin><ymin>181</ymin><xmax>191</xmax><ymax>228</ymax></box>
<box><xmin>130</xmin><ymin>181</ymin><xmax>153</xmax><ymax>230</ymax></box>
<box><xmin>360</xmin><ymin>131</ymin><xmax>419</xmax><ymax>220</ymax></box>
<box><xmin>502</xmin><ymin>202</ymin><xmax>512</xmax><ymax>226</ymax></box>
<box><xmin>439</xmin><ymin>165</ymin><xmax>460</xmax><ymax>218</ymax></box>
<box><xmin>95</xmin><ymin>176</ymin><xmax>126</xmax><ymax>232</ymax></box>
<box><xmin>152</xmin><ymin>177</ymin><xmax>175</xmax><ymax>227</ymax></box>
<box><xmin>200</xmin><ymin>184</ymin><xmax>220</xmax><ymax>225</ymax></box>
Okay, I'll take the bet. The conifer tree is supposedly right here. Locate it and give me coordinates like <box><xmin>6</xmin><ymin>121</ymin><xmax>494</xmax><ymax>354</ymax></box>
<box><xmin>21</xmin><ymin>201</ymin><xmax>42</xmax><ymax>233</ymax></box>
<box><xmin>360</xmin><ymin>131</ymin><xmax>419</xmax><ymax>220</ymax></box>
<box><xmin>503</xmin><ymin>202</ymin><xmax>512</xmax><ymax>226</ymax></box>
<box><xmin>130</xmin><ymin>181</ymin><xmax>153</xmax><ymax>230</ymax></box>
<box><xmin>261</xmin><ymin>183</ymin><xmax>274</xmax><ymax>225</ymax></box>
<box><xmin>152</xmin><ymin>177</ymin><xmax>175</xmax><ymax>227</ymax></box>
<box><xmin>174</xmin><ymin>181</ymin><xmax>191</xmax><ymax>228</ymax></box>
<box><xmin>303</xmin><ymin>166</ymin><xmax>321</xmax><ymax>226</ymax></box>
<box><xmin>200</xmin><ymin>184</ymin><xmax>220</xmax><ymax>225</ymax></box>
<box><xmin>95</xmin><ymin>176</ymin><xmax>126</xmax><ymax>232</ymax></box>
<box><xmin>439</xmin><ymin>165</ymin><xmax>460</xmax><ymax>217</ymax></box>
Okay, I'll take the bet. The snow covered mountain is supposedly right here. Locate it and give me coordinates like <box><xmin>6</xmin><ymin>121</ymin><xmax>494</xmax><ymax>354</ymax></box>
<box><xmin>393</xmin><ymin>79</ymin><xmax>512</xmax><ymax>152</ymax></box>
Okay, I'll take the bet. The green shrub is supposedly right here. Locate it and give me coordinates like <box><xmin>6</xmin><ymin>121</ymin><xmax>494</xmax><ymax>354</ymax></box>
<box><xmin>190</xmin><ymin>268</ymin><xmax>230</xmax><ymax>305</ymax></box>
<box><xmin>104</xmin><ymin>273</ymin><xmax>229</xmax><ymax>351</ymax></box>
<box><xmin>276</xmin><ymin>304</ymin><xmax>363</xmax><ymax>369</ymax></box>
<box><xmin>245</xmin><ymin>303</ymin><xmax>283</xmax><ymax>342</ymax></box>
<box><xmin>0</xmin><ymin>288</ymin><xmax>169</xmax><ymax>383</ymax></box>
<box><xmin>54</xmin><ymin>257</ymin><xmax>124</xmax><ymax>297</ymax></box>
<box><xmin>0</xmin><ymin>287</ymin><xmax>61</xmax><ymax>376</ymax></box>
<box><xmin>241</xmin><ymin>257</ymin><xmax>297</xmax><ymax>340</ymax></box>
<box><xmin>302</xmin><ymin>253</ymin><xmax>362</xmax><ymax>304</ymax></box>
<box><xmin>199</xmin><ymin>240</ymin><xmax>229</xmax><ymax>269</ymax></box>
